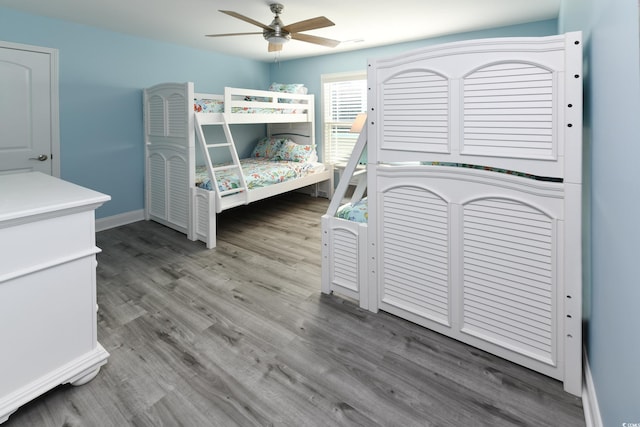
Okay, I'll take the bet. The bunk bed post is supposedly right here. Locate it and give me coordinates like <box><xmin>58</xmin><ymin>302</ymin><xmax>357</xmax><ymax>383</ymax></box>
<box><xmin>560</xmin><ymin>30</ymin><xmax>584</xmax><ymax>397</ymax></box>
<box><xmin>366</xmin><ymin>58</ymin><xmax>380</xmax><ymax>314</ymax></box>
<box><xmin>185</xmin><ymin>83</ymin><xmax>196</xmax><ymax>242</ymax></box>
<box><xmin>321</xmin><ymin>216</ymin><xmax>331</xmax><ymax>294</ymax></box>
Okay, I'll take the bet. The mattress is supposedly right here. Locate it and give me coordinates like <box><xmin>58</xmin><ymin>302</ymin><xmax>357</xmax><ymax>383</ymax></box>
<box><xmin>196</xmin><ymin>159</ymin><xmax>324</xmax><ymax>193</ymax></box>
<box><xmin>194</xmin><ymin>98</ymin><xmax>305</xmax><ymax>115</ymax></box>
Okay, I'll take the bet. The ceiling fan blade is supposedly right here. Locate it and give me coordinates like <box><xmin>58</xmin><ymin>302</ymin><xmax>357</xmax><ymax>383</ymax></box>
<box><xmin>282</xmin><ymin>16</ymin><xmax>334</xmax><ymax>33</ymax></box>
<box><xmin>268</xmin><ymin>42</ymin><xmax>284</xmax><ymax>52</ymax></box>
<box><xmin>219</xmin><ymin>10</ymin><xmax>271</xmax><ymax>30</ymax></box>
<box><xmin>205</xmin><ymin>32</ymin><xmax>262</xmax><ymax>37</ymax></box>
<box><xmin>290</xmin><ymin>33</ymin><xmax>340</xmax><ymax>48</ymax></box>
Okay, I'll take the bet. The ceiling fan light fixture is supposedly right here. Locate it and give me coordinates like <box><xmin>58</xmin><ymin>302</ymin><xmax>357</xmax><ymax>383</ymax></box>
<box><xmin>263</xmin><ymin>30</ymin><xmax>291</xmax><ymax>44</ymax></box>
<box><xmin>267</xmin><ymin>35</ymin><xmax>291</xmax><ymax>44</ymax></box>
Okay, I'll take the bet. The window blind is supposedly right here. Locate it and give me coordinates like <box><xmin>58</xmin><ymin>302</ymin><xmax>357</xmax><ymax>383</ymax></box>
<box><xmin>322</xmin><ymin>74</ymin><xmax>366</xmax><ymax>164</ymax></box>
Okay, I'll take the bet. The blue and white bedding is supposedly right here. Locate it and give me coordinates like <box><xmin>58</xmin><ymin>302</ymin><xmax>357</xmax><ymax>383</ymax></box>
<box><xmin>195</xmin><ymin>159</ymin><xmax>322</xmax><ymax>192</ymax></box>
<box><xmin>193</xmin><ymin>98</ymin><xmax>306</xmax><ymax>115</ymax></box>
<box><xmin>336</xmin><ymin>198</ymin><xmax>368</xmax><ymax>223</ymax></box>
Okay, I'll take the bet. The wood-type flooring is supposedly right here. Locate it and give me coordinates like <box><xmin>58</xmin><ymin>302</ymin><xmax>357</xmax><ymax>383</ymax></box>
<box><xmin>4</xmin><ymin>192</ymin><xmax>585</xmax><ymax>427</ymax></box>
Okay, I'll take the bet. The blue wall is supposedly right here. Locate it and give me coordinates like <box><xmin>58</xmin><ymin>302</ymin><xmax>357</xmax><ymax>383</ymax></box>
<box><xmin>270</xmin><ymin>19</ymin><xmax>558</xmax><ymax>156</ymax></box>
<box><xmin>0</xmin><ymin>7</ymin><xmax>270</xmax><ymax>218</ymax></box>
<box><xmin>5</xmin><ymin>6</ymin><xmax>637</xmax><ymax>422</ymax></box>
<box><xmin>0</xmin><ymin>7</ymin><xmax>556</xmax><ymax>220</ymax></box>
<box><xmin>560</xmin><ymin>0</ymin><xmax>640</xmax><ymax>425</ymax></box>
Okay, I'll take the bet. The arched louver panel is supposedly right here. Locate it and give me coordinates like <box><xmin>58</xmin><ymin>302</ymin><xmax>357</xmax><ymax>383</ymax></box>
<box><xmin>463</xmin><ymin>62</ymin><xmax>555</xmax><ymax>160</ymax></box>
<box><xmin>462</xmin><ymin>197</ymin><xmax>556</xmax><ymax>365</ymax></box>
<box><xmin>381</xmin><ymin>70</ymin><xmax>449</xmax><ymax>153</ymax></box>
<box><xmin>380</xmin><ymin>186</ymin><xmax>450</xmax><ymax>325</ymax></box>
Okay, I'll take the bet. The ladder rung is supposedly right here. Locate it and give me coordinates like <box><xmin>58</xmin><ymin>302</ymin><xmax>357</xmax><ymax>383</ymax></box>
<box><xmin>219</xmin><ymin>187</ymin><xmax>245</xmax><ymax>196</ymax></box>
<box><xmin>211</xmin><ymin>165</ymin><xmax>240</xmax><ymax>172</ymax></box>
<box><xmin>197</xmin><ymin>117</ymin><xmax>246</xmax><ymax>201</ymax></box>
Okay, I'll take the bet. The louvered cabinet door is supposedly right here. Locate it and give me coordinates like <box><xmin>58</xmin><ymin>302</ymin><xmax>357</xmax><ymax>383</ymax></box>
<box><xmin>144</xmin><ymin>84</ymin><xmax>192</xmax><ymax>233</ymax></box>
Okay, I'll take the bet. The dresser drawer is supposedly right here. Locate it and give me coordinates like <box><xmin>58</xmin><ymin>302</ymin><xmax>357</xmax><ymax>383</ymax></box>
<box><xmin>0</xmin><ymin>210</ymin><xmax>98</xmax><ymax>280</ymax></box>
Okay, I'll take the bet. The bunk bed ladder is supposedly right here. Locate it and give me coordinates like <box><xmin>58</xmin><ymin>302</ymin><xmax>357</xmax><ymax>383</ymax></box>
<box><xmin>194</xmin><ymin>114</ymin><xmax>249</xmax><ymax>211</ymax></box>
<box><xmin>326</xmin><ymin>127</ymin><xmax>368</xmax><ymax>217</ymax></box>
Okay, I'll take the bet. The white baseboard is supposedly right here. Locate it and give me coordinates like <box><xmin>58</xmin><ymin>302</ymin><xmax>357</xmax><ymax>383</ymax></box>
<box><xmin>583</xmin><ymin>349</ymin><xmax>603</xmax><ymax>427</ymax></box>
<box><xmin>95</xmin><ymin>209</ymin><xmax>144</xmax><ymax>232</ymax></box>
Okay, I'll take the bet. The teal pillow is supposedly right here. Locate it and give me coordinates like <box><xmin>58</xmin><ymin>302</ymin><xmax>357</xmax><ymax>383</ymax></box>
<box><xmin>274</xmin><ymin>140</ymin><xmax>315</xmax><ymax>162</ymax></box>
<box><xmin>250</xmin><ymin>137</ymin><xmax>285</xmax><ymax>159</ymax></box>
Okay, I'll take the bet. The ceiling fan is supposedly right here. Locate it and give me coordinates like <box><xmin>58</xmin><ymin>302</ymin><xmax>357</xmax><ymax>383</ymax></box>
<box><xmin>206</xmin><ymin>3</ymin><xmax>341</xmax><ymax>52</ymax></box>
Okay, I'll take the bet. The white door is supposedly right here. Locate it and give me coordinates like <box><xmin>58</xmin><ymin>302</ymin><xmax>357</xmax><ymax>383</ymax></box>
<box><xmin>0</xmin><ymin>41</ymin><xmax>59</xmax><ymax>176</ymax></box>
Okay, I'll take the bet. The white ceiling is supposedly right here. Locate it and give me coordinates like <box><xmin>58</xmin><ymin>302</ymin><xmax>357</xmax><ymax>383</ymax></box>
<box><xmin>1</xmin><ymin>0</ymin><xmax>561</xmax><ymax>62</ymax></box>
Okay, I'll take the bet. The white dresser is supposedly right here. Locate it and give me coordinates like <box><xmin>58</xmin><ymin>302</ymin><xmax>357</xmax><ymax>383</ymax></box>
<box><xmin>0</xmin><ymin>172</ymin><xmax>110</xmax><ymax>423</ymax></box>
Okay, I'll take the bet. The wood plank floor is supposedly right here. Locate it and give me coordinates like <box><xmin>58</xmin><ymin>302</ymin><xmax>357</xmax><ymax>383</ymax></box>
<box><xmin>5</xmin><ymin>192</ymin><xmax>585</xmax><ymax>427</ymax></box>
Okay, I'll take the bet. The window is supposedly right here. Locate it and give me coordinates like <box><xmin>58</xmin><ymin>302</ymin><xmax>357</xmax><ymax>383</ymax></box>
<box><xmin>321</xmin><ymin>71</ymin><xmax>367</xmax><ymax>164</ymax></box>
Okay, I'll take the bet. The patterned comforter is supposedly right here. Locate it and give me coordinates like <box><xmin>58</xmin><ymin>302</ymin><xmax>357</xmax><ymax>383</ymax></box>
<box><xmin>336</xmin><ymin>198</ymin><xmax>368</xmax><ymax>223</ymax></box>
<box><xmin>196</xmin><ymin>159</ymin><xmax>317</xmax><ymax>192</ymax></box>
<box><xmin>194</xmin><ymin>99</ymin><xmax>303</xmax><ymax>115</ymax></box>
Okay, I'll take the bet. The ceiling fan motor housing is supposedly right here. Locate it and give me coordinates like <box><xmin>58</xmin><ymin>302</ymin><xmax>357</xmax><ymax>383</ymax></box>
<box><xmin>264</xmin><ymin>3</ymin><xmax>290</xmax><ymax>44</ymax></box>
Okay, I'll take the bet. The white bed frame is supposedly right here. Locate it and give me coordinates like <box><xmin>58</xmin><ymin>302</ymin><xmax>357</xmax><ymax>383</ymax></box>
<box><xmin>322</xmin><ymin>32</ymin><xmax>583</xmax><ymax>396</ymax></box>
<box><xmin>143</xmin><ymin>83</ymin><xmax>333</xmax><ymax>248</ymax></box>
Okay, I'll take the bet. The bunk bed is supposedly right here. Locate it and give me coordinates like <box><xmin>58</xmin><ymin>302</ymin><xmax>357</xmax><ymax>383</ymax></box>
<box><xmin>143</xmin><ymin>83</ymin><xmax>333</xmax><ymax>248</ymax></box>
<box><xmin>321</xmin><ymin>32</ymin><xmax>583</xmax><ymax>396</ymax></box>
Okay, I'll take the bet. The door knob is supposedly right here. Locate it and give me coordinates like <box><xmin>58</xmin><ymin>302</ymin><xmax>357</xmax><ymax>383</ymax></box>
<box><xmin>29</xmin><ymin>154</ymin><xmax>49</xmax><ymax>161</ymax></box>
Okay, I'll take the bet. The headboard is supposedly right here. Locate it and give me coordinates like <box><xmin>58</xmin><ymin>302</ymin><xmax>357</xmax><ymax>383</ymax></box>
<box><xmin>268</xmin><ymin>122</ymin><xmax>315</xmax><ymax>147</ymax></box>
<box><xmin>367</xmin><ymin>32</ymin><xmax>583</xmax><ymax>184</ymax></box>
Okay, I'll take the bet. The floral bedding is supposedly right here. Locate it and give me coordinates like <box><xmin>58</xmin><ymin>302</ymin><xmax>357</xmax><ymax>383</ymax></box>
<box><xmin>194</xmin><ymin>98</ymin><xmax>224</xmax><ymax>114</ymax></box>
<box><xmin>336</xmin><ymin>198</ymin><xmax>368</xmax><ymax>223</ymax></box>
<box><xmin>193</xmin><ymin>99</ymin><xmax>304</xmax><ymax>114</ymax></box>
<box><xmin>231</xmin><ymin>106</ymin><xmax>303</xmax><ymax>114</ymax></box>
<box><xmin>196</xmin><ymin>158</ymin><xmax>317</xmax><ymax>192</ymax></box>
